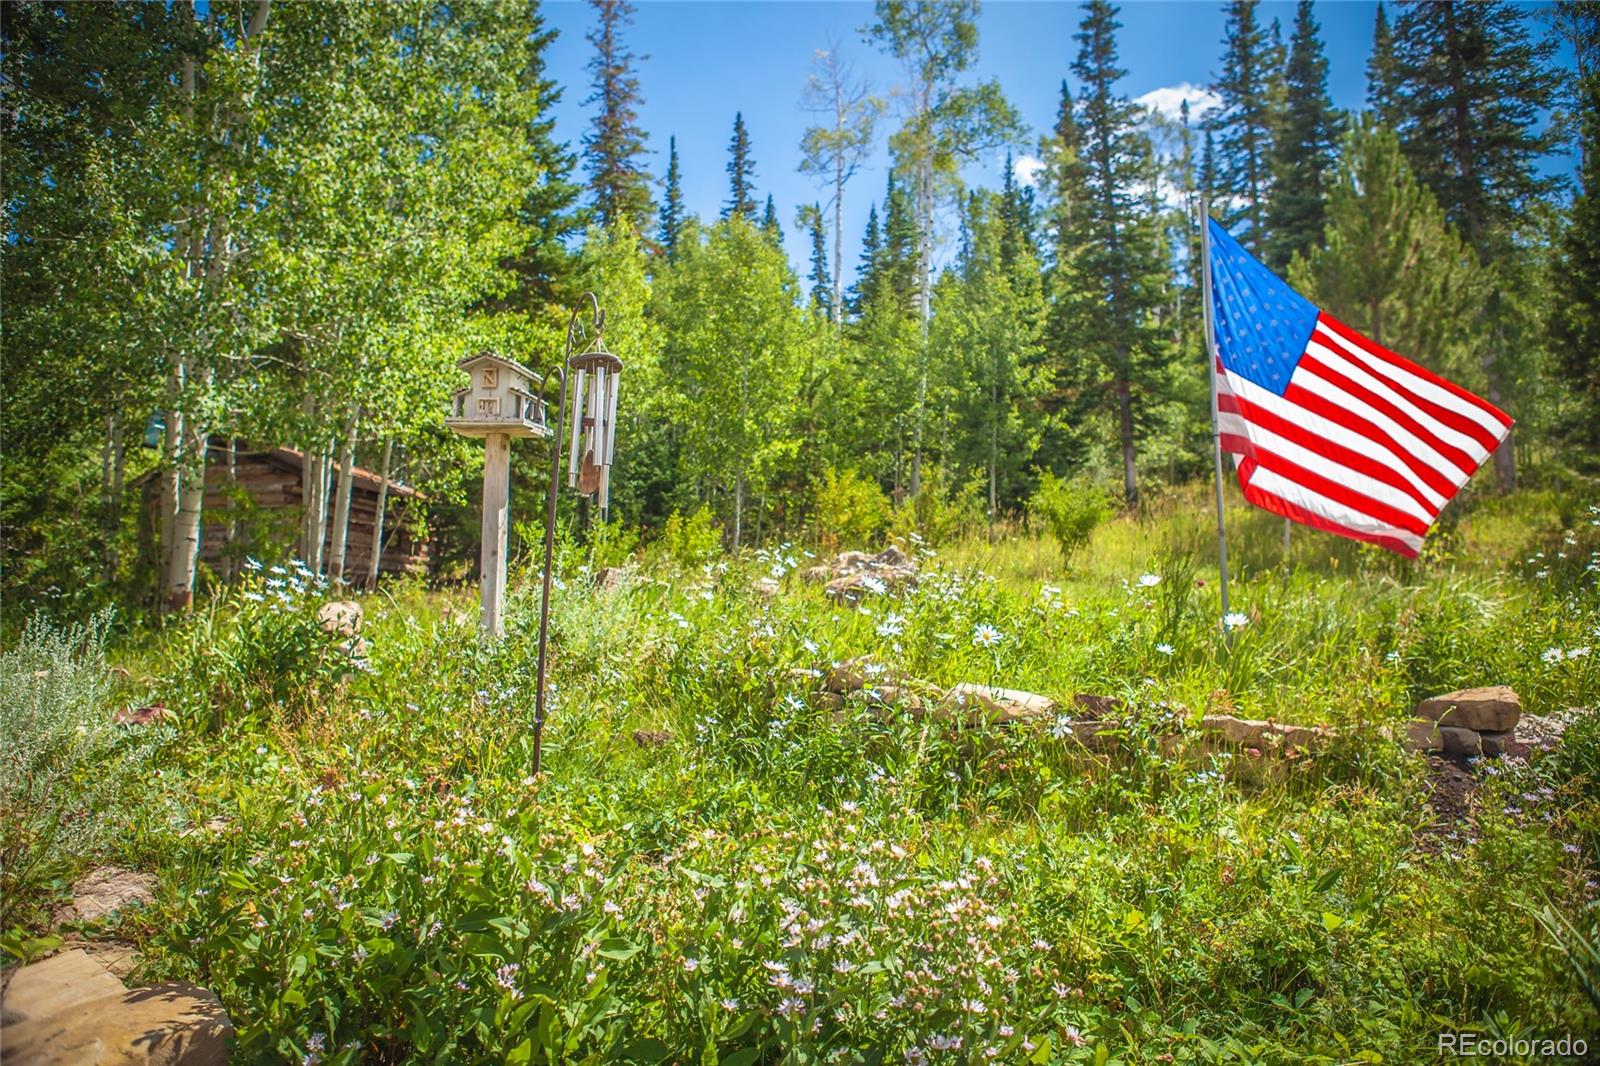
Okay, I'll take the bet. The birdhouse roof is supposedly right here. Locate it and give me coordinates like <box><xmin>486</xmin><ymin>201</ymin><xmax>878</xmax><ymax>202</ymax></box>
<box><xmin>457</xmin><ymin>350</ymin><xmax>537</xmax><ymax>380</ymax></box>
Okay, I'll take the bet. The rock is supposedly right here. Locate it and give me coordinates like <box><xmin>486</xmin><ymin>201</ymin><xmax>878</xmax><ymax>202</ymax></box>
<box><xmin>1269</xmin><ymin>722</ymin><xmax>1330</xmax><ymax>752</ymax></box>
<box><xmin>1438</xmin><ymin>725</ymin><xmax>1483</xmax><ymax>757</ymax></box>
<box><xmin>800</xmin><ymin>565</ymin><xmax>835</xmax><ymax>584</ymax></box>
<box><xmin>824</xmin><ymin>657</ymin><xmax>904</xmax><ymax>694</ymax></box>
<box><xmin>59</xmin><ymin>867</ymin><xmax>155</xmax><ymax>925</ymax></box>
<box><xmin>0</xmin><ymin>949</ymin><xmax>232</xmax><ymax>1065</ymax></box>
<box><xmin>1479</xmin><ymin>730</ymin><xmax>1518</xmax><ymax>758</ymax></box>
<box><xmin>317</xmin><ymin>599</ymin><xmax>363</xmax><ymax>638</ymax></box>
<box><xmin>937</xmin><ymin>683</ymin><xmax>1056</xmax><ymax>724</ymax></box>
<box><xmin>1414</xmin><ymin>685</ymin><xmax>1521</xmax><ymax>732</ymax></box>
<box><xmin>834</xmin><ymin>550</ymin><xmax>872</xmax><ymax>572</ymax></box>
<box><xmin>1199</xmin><ymin>714</ymin><xmax>1271</xmax><ymax>746</ymax></box>
<box><xmin>113</xmin><ymin>702</ymin><xmax>171</xmax><ymax>726</ymax></box>
<box><xmin>1403</xmin><ymin>719</ymin><xmax>1444</xmax><ymax>753</ymax></box>
<box><xmin>62</xmin><ymin>938</ymin><xmax>139</xmax><ymax>981</ymax></box>
<box><xmin>1072</xmin><ymin>693</ymin><xmax>1126</xmax><ymax>718</ymax></box>
<box><xmin>752</xmin><ymin>577</ymin><xmax>780</xmax><ymax>597</ymax></box>
<box><xmin>631</xmin><ymin>728</ymin><xmax>672</xmax><ymax>749</ymax></box>
<box><xmin>872</xmin><ymin>545</ymin><xmax>911</xmax><ymax>568</ymax></box>
<box><xmin>593</xmin><ymin>567</ymin><xmax>628</xmax><ymax>591</ymax></box>
<box><xmin>1516</xmin><ymin>709</ymin><xmax>1579</xmax><ymax>752</ymax></box>
<box><xmin>1065</xmin><ymin>720</ymin><xmax>1120</xmax><ymax>752</ymax></box>
<box><xmin>823</xmin><ymin>569</ymin><xmax>917</xmax><ymax>603</ymax></box>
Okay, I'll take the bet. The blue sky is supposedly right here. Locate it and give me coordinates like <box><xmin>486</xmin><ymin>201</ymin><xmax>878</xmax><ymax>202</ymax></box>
<box><xmin>538</xmin><ymin>1</ymin><xmax>1577</xmax><ymax>286</ymax></box>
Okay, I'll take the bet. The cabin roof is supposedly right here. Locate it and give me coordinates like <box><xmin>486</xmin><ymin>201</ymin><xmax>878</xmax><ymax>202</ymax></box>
<box><xmin>457</xmin><ymin>350</ymin><xmax>538</xmax><ymax>380</ymax></box>
<box><xmin>132</xmin><ymin>440</ymin><xmax>424</xmax><ymax>500</ymax></box>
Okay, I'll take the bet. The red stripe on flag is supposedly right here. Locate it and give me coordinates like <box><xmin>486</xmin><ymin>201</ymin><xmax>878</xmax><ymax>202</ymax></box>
<box><xmin>1316</xmin><ymin>313</ymin><xmax>1513</xmax><ymax>431</ymax></box>
<box><xmin>1217</xmin><ymin>391</ymin><xmax>1440</xmax><ymax>518</ymax></box>
<box><xmin>1236</xmin><ymin>442</ymin><xmax>1432</xmax><ymax>536</ymax></box>
<box><xmin>1271</xmin><ymin>379</ymin><xmax>1461</xmax><ymax>500</ymax></box>
<box><xmin>1236</xmin><ymin>459</ymin><xmax>1423</xmax><ymax>558</ymax></box>
<box><xmin>1293</xmin><ymin>355</ymin><xmax>1480</xmax><ymax>477</ymax></box>
<box><xmin>1311</xmin><ymin>322</ymin><xmax>1506</xmax><ymax>454</ymax></box>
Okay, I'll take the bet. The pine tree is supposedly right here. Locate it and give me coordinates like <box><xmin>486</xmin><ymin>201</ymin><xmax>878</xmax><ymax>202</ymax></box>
<box><xmin>1551</xmin><ymin>31</ymin><xmax>1600</xmax><ymax>467</ymax></box>
<box><xmin>1208</xmin><ymin>0</ymin><xmax>1276</xmax><ymax>251</ymax></box>
<box><xmin>497</xmin><ymin>1</ymin><xmax>586</xmax><ymax>310</ymax></box>
<box><xmin>1041</xmin><ymin>79</ymin><xmax>1087</xmax><ymax>263</ymax></box>
<box><xmin>582</xmin><ymin>0</ymin><xmax>653</xmax><ymax>233</ymax></box>
<box><xmin>1365</xmin><ymin>2</ymin><xmax>1400</xmax><ymax>122</ymax></box>
<box><xmin>1265</xmin><ymin>0</ymin><xmax>1343</xmax><ymax>271</ymax></box>
<box><xmin>761</xmin><ymin>194</ymin><xmax>782</xmax><ymax>245</ymax></box>
<box><xmin>1070</xmin><ymin>0</ymin><xmax>1174</xmax><ymax>506</ymax></box>
<box><xmin>800</xmin><ymin>203</ymin><xmax>832</xmax><ymax>316</ymax></box>
<box><xmin>1388</xmin><ymin>1</ymin><xmax>1561</xmax><ymax>255</ymax></box>
<box><xmin>1289</xmin><ymin>119</ymin><xmax>1486</xmax><ymax>376</ymax></box>
<box><xmin>724</xmin><ymin>112</ymin><xmax>757</xmax><ymax>220</ymax></box>
<box><xmin>848</xmin><ymin>202</ymin><xmax>883</xmax><ymax>314</ymax></box>
<box><xmin>658</xmin><ymin>134</ymin><xmax>686</xmax><ymax>259</ymax></box>
<box><xmin>1386</xmin><ymin>0</ymin><xmax>1563</xmax><ymax>491</ymax></box>
<box><xmin>881</xmin><ymin>172</ymin><xmax>920</xmax><ymax>314</ymax></box>
<box><xmin>998</xmin><ymin>151</ymin><xmax>1037</xmax><ymax>269</ymax></box>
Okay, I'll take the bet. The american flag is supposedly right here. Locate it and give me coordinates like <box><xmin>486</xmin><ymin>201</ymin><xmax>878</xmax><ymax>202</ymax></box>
<box><xmin>1205</xmin><ymin>218</ymin><xmax>1512</xmax><ymax>558</ymax></box>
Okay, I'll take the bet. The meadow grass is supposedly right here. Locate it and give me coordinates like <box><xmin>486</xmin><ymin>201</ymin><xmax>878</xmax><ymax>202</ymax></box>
<box><xmin>4</xmin><ymin>487</ymin><xmax>1598</xmax><ymax>1063</ymax></box>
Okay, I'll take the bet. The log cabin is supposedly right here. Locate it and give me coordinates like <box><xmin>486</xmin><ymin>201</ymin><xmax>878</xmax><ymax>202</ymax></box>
<box><xmin>137</xmin><ymin>438</ymin><xmax>428</xmax><ymax>586</ymax></box>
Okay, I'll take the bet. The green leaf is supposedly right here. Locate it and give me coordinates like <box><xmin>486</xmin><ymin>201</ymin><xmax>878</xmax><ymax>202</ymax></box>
<box><xmin>505</xmin><ymin>1037</ymin><xmax>532</xmax><ymax>1065</ymax></box>
<box><xmin>1322</xmin><ymin>911</ymin><xmax>1344</xmax><ymax>932</ymax></box>
<box><xmin>719</xmin><ymin>1048</ymin><xmax>761</xmax><ymax>1066</ymax></box>
<box><xmin>597</xmin><ymin>936</ymin><xmax>641</xmax><ymax>961</ymax></box>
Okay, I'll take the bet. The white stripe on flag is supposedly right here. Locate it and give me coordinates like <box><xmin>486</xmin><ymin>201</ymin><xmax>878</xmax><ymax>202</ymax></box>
<box><xmin>1222</xmin><ymin>370</ymin><xmax>1449</xmax><ymax>511</ymax></box>
<box><xmin>1286</xmin><ymin>365</ymin><xmax>1470</xmax><ymax>487</ymax></box>
<box><xmin>1240</xmin><ymin>464</ymin><xmax>1427</xmax><ymax>554</ymax></box>
<box><xmin>1304</xmin><ymin>339</ymin><xmax>1491</xmax><ymax>464</ymax></box>
<box><xmin>1313</xmin><ymin>323</ymin><xmax>1510</xmax><ymax>442</ymax></box>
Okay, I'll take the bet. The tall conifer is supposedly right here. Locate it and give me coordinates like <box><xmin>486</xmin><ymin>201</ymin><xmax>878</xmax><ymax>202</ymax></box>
<box><xmin>658</xmin><ymin>134</ymin><xmax>686</xmax><ymax>259</ymax></box>
<box><xmin>582</xmin><ymin>0</ymin><xmax>652</xmax><ymax>233</ymax></box>
<box><xmin>724</xmin><ymin>112</ymin><xmax>757</xmax><ymax>220</ymax></box>
<box><xmin>1209</xmin><ymin>0</ymin><xmax>1275</xmax><ymax>250</ymax></box>
<box><xmin>1266</xmin><ymin>0</ymin><xmax>1343</xmax><ymax>270</ymax></box>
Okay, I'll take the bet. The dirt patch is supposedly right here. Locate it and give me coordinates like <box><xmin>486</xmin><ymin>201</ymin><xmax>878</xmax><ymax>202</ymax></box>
<box><xmin>1414</xmin><ymin>753</ymin><xmax>1481</xmax><ymax>855</ymax></box>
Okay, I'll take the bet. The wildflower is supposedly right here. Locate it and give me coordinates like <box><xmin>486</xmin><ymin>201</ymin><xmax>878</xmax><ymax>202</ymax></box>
<box><xmin>721</xmin><ymin>997</ymin><xmax>740</xmax><ymax>1011</ymax></box>
<box><xmin>928</xmin><ymin>1035</ymin><xmax>962</xmax><ymax>1051</ymax></box>
<box><xmin>776</xmin><ymin>997</ymin><xmax>806</xmax><ymax>1019</ymax></box>
<box><xmin>1139</xmin><ymin>573</ymin><xmax>1161</xmax><ymax>587</ymax></box>
<box><xmin>1156</xmin><ymin>642</ymin><xmax>1174</xmax><ymax>655</ymax></box>
<box><xmin>1223</xmin><ymin>612</ymin><xmax>1250</xmax><ymax>630</ymax></box>
<box><xmin>379</xmin><ymin>909</ymin><xmax>399</xmax><ymax>930</ymax></box>
<box><xmin>1543</xmin><ymin>647</ymin><xmax>1565</xmax><ymax>664</ymax></box>
<box><xmin>682</xmin><ymin>957</ymin><xmax>700</xmax><ymax>972</ymax></box>
<box><xmin>352</xmin><ymin>945</ymin><xmax>367</xmax><ymax>962</ymax></box>
<box><xmin>1063</xmin><ymin>1025</ymin><xmax>1086</xmax><ymax>1047</ymax></box>
<box><xmin>495</xmin><ymin>962</ymin><xmax>521</xmax><ymax>997</ymax></box>
<box><xmin>860</xmin><ymin>575</ymin><xmax>887</xmax><ymax>595</ymax></box>
<box><xmin>876</xmin><ymin>613</ymin><xmax>906</xmax><ymax>638</ymax></box>
<box><xmin>302</xmin><ymin>908</ymin><xmax>314</xmax><ymax>921</ymax></box>
<box><xmin>1565</xmin><ymin>843</ymin><xmax>1582</xmax><ymax>855</ymax></box>
<box><xmin>972</xmin><ymin>624</ymin><xmax>1003</xmax><ymax>648</ymax></box>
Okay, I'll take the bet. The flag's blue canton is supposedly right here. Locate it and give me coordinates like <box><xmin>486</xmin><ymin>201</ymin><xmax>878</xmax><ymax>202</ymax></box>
<box><xmin>1207</xmin><ymin>218</ymin><xmax>1320</xmax><ymax>397</ymax></box>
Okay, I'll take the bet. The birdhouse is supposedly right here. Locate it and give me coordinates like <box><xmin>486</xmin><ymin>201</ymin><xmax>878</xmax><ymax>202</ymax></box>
<box><xmin>566</xmin><ymin>344</ymin><xmax>624</xmax><ymax>518</ymax></box>
<box><xmin>445</xmin><ymin>352</ymin><xmax>551</xmax><ymax>440</ymax></box>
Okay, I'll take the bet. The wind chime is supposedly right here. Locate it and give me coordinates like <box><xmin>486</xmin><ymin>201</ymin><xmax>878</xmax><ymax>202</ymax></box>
<box><xmin>530</xmin><ymin>292</ymin><xmax>623</xmax><ymax>773</ymax></box>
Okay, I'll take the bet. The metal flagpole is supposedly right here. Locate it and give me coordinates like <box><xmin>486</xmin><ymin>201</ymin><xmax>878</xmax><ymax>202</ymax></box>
<box><xmin>1199</xmin><ymin>200</ymin><xmax>1232</xmax><ymax>628</ymax></box>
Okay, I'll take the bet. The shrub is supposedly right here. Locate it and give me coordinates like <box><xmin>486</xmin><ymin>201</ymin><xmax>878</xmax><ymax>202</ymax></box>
<box><xmin>811</xmin><ymin>466</ymin><xmax>892</xmax><ymax>553</ymax></box>
<box><xmin>1030</xmin><ymin>473</ymin><xmax>1111</xmax><ymax>563</ymax></box>
<box><xmin>658</xmin><ymin>506</ymin><xmax>722</xmax><ymax>568</ymax></box>
<box><xmin>888</xmin><ymin>464</ymin><xmax>984</xmax><ymax>546</ymax></box>
<box><xmin>0</xmin><ymin>610</ymin><xmax>161</xmax><ymax>927</ymax></box>
<box><xmin>172</xmin><ymin>561</ymin><xmax>361</xmax><ymax>731</ymax></box>
<box><xmin>585</xmin><ymin>517</ymin><xmax>641</xmax><ymax>571</ymax></box>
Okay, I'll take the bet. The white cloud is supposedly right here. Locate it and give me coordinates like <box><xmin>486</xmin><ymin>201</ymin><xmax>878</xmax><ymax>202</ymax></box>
<box><xmin>1012</xmin><ymin>153</ymin><xmax>1045</xmax><ymax>188</ymax></box>
<box><xmin>1134</xmin><ymin>83</ymin><xmax>1221</xmax><ymax>123</ymax></box>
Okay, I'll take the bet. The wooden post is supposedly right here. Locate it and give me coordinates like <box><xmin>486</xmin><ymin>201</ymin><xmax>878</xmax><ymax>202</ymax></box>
<box><xmin>480</xmin><ymin>432</ymin><xmax>511</xmax><ymax>640</ymax></box>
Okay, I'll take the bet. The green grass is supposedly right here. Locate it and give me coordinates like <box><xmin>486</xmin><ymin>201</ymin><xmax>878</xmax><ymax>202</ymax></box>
<box><xmin>5</xmin><ymin>488</ymin><xmax>1599</xmax><ymax>1063</ymax></box>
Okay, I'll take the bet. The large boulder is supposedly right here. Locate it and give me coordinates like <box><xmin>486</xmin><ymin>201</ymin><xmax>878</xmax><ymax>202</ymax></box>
<box><xmin>1414</xmin><ymin>686</ymin><xmax>1521</xmax><ymax>732</ymax></box>
<box><xmin>0</xmin><ymin>949</ymin><xmax>232</xmax><ymax>1065</ymax></box>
